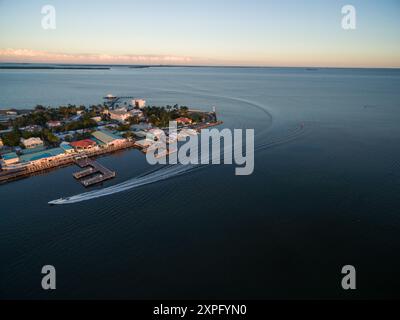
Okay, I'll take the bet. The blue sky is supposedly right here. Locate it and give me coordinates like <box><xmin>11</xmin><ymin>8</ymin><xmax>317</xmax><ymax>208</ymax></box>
<box><xmin>0</xmin><ymin>0</ymin><xmax>399</xmax><ymax>66</ymax></box>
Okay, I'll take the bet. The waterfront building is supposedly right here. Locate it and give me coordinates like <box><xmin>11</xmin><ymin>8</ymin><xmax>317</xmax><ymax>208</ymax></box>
<box><xmin>19</xmin><ymin>148</ymin><xmax>66</xmax><ymax>165</ymax></box>
<box><xmin>21</xmin><ymin>137</ymin><xmax>44</xmax><ymax>149</ymax></box>
<box><xmin>60</xmin><ymin>142</ymin><xmax>75</xmax><ymax>154</ymax></box>
<box><xmin>92</xmin><ymin>130</ymin><xmax>126</xmax><ymax>147</ymax></box>
<box><xmin>70</xmin><ymin>139</ymin><xmax>97</xmax><ymax>150</ymax></box>
<box><xmin>1</xmin><ymin>152</ymin><xmax>19</xmax><ymax>166</ymax></box>
<box><xmin>175</xmin><ymin>117</ymin><xmax>193</xmax><ymax>125</ymax></box>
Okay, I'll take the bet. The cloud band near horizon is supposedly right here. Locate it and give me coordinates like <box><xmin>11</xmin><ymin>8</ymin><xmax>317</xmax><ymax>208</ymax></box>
<box><xmin>0</xmin><ymin>48</ymin><xmax>196</xmax><ymax>65</ymax></box>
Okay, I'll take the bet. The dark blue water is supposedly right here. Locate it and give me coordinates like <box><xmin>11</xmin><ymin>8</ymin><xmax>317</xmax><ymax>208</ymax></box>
<box><xmin>1</xmin><ymin>66</ymin><xmax>400</xmax><ymax>299</ymax></box>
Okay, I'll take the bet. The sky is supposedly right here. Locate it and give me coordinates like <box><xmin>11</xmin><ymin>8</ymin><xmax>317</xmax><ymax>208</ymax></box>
<box><xmin>0</xmin><ymin>0</ymin><xmax>399</xmax><ymax>67</ymax></box>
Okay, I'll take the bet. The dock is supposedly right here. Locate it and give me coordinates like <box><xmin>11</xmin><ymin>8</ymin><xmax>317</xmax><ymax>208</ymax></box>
<box><xmin>73</xmin><ymin>157</ymin><xmax>116</xmax><ymax>187</ymax></box>
<box><xmin>0</xmin><ymin>140</ymin><xmax>135</xmax><ymax>185</ymax></box>
<box><xmin>72</xmin><ymin>166</ymin><xmax>96</xmax><ymax>179</ymax></box>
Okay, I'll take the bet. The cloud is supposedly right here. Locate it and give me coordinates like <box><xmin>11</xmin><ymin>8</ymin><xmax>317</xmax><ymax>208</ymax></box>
<box><xmin>0</xmin><ymin>48</ymin><xmax>195</xmax><ymax>64</ymax></box>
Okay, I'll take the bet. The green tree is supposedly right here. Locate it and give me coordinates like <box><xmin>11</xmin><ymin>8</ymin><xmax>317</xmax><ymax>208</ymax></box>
<box><xmin>127</xmin><ymin>116</ymin><xmax>140</xmax><ymax>125</ymax></box>
<box><xmin>43</xmin><ymin>130</ymin><xmax>60</xmax><ymax>145</ymax></box>
<box><xmin>122</xmin><ymin>131</ymin><xmax>135</xmax><ymax>139</ymax></box>
<box><xmin>1</xmin><ymin>131</ymin><xmax>21</xmax><ymax>146</ymax></box>
<box><xmin>116</xmin><ymin>123</ymin><xmax>131</xmax><ymax>131</ymax></box>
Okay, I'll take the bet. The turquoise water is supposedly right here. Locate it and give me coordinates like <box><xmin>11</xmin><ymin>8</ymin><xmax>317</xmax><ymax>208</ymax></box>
<box><xmin>1</xmin><ymin>66</ymin><xmax>400</xmax><ymax>298</ymax></box>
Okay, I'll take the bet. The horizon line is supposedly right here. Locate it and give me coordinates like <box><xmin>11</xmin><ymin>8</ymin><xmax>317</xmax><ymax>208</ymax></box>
<box><xmin>1</xmin><ymin>61</ymin><xmax>399</xmax><ymax>70</ymax></box>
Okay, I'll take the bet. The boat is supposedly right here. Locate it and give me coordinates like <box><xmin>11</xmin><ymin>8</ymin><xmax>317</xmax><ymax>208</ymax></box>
<box><xmin>48</xmin><ymin>196</ymin><xmax>70</xmax><ymax>205</ymax></box>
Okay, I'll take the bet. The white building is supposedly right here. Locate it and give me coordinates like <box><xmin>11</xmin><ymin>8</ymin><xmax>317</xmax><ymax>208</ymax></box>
<box><xmin>131</xmin><ymin>99</ymin><xmax>146</xmax><ymax>109</ymax></box>
<box><xmin>107</xmin><ymin>108</ymin><xmax>132</xmax><ymax>122</ymax></box>
<box><xmin>21</xmin><ymin>137</ymin><xmax>44</xmax><ymax>149</ymax></box>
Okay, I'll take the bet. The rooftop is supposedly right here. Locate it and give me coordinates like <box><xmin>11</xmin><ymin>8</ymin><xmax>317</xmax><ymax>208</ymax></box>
<box><xmin>20</xmin><ymin>145</ymin><xmax>47</xmax><ymax>155</ymax></box>
<box><xmin>2</xmin><ymin>152</ymin><xmax>18</xmax><ymax>160</ymax></box>
<box><xmin>60</xmin><ymin>142</ymin><xmax>74</xmax><ymax>151</ymax></box>
<box><xmin>92</xmin><ymin>130</ymin><xmax>123</xmax><ymax>144</ymax></box>
<box><xmin>175</xmin><ymin>117</ymin><xmax>193</xmax><ymax>123</ymax></box>
<box><xmin>19</xmin><ymin>148</ymin><xmax>65</xmax><ymax>162</ymax></box>
<box><xmin>70</xmin><ymin>139</ymin><xmax>97</xmax><ymax>148</ymax></box>
<box><xmin>110</xmin><ymin>108</ymin><xmax>129</xmax><ymax>115</ymax></box>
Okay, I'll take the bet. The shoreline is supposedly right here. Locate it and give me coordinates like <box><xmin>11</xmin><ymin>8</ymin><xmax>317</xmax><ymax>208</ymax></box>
<box><xmin>0</xmin><ymin>140</ymin><xmax>137</xmax><ymax>184</ymax></box>
<box><xmin>0</xmin><ymin>121</ymin><xmax>224</xmax><ymax>185</ymax></box>
<box><xmin>1</xmin><ymin>63</ymin><xmax>399</xmax><ymax>70</ymax></box>
<box><xmin>0</xmin><ymin>66</ymin><xmax>110</xmax><ymax>70</ymax></box>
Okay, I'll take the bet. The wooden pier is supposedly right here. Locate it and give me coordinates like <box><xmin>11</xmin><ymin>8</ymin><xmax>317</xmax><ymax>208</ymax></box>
<box><xmin>73</xmin><ymin>157</ymin><xmax>116</xmax><ymax>187</ymax></box>
<box><xmin>72</xmin><ymin>166</ymin><xmax>96</xmax><ymax>179</ymax></box>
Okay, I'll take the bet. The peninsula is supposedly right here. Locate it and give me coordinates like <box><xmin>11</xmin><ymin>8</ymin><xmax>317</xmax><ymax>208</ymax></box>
<box><xmin>0</xmin><ymin>95</ymin><xmax>221</xmax><ymax>186</ymax></box>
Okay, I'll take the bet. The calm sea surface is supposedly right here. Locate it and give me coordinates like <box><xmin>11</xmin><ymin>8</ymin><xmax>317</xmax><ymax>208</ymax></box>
<box><xmin>1</xmin><ymin>66</ymin><xmax>400</xmax><ymax>299</ymax></box>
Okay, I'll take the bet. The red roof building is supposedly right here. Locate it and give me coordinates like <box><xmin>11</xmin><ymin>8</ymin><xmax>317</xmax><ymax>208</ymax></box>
<box><xmin>175</xmin><ymin>117</ymin><xmax>193</xmax><ymax>124</ymax></box>
<box><xmin>70</xmin><ymin>139</ymin><xmax>97</xmax><ymax>149</ymax></box>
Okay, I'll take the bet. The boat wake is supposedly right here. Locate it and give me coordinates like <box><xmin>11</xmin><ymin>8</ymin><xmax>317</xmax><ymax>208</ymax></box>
<box><xmin>48</xmin><ymin>88</ymin><xmax>313</xmax><ymax>205</ymax></box>
<box><xmin>48</xmin><ymin>121</ymin><xmax>311</xmax><ymax>205</ymax></box>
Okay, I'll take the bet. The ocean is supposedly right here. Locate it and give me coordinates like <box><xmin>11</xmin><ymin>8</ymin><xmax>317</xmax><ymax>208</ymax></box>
<box><xmin>1</xmin><ymin>66</ymin><xmax>400</xmax><ymax>299</ymax></box>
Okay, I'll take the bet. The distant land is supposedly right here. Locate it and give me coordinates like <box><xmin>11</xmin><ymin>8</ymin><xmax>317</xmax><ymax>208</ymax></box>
<box><xmin>0</xmin><ymin>65</ymin><xmax>110</xmax><ymax>70</ymax></box>
<box><xmin>0</xmin><ymin>63</ymin><xmax>399</xmax><ymax>70</ymax></box>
